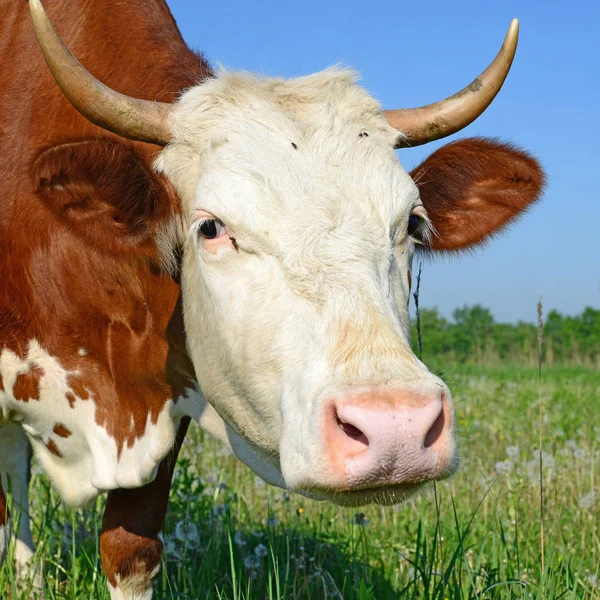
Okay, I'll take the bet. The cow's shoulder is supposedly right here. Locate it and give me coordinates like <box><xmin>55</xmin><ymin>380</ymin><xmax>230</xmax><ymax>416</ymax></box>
<box><xmin>0</xmin><ymin>138</ymin><xmax>198</xmax><ymax>506</ymax></box>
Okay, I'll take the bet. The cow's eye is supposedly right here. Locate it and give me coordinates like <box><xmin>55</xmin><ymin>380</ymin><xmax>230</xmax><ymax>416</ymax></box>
<box><xmin>199</xmin><ymin>219</ymin><xmax>226</xmax><ymax>239</ymax></box>
<box><xmin>407</xmin><ymin>214</ymin><xmax>422</xmax><ymax>236</ymax></box>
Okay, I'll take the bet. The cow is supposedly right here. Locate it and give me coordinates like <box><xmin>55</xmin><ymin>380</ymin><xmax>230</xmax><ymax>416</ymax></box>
<box><xmin>0</xmin><ymin>0</ymin><xmax>544</xmax><ymax>597</ymax></box>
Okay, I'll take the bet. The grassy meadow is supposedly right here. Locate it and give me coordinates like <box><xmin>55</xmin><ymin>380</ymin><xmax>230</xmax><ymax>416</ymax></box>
<box><xmin>1</xmin><ymin>364</ymin><xmax>599</xmax><ymax>599</ymax></box>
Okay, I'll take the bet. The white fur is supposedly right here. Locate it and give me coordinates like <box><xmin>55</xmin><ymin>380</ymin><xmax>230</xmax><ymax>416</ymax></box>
<box><xmin>155</xmin><ymin>68</ymin><xmax>454</xmax><ymax>504</ymax></box>
<box><xmin>109</xmin><ymin>576</ymin><xmax>155</xmax><ymax>600</ymax></box>
<box><xmin>0</xmin><ymin>341</ymin><xmax>192</xmax><ymax>507</ymax></box>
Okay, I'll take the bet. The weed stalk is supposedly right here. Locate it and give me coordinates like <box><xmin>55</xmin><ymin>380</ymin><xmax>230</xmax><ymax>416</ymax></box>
<box><xmin>536</xmin><ymin>298</ymin><xmax>545</xmax><ymax>589</ymax></box>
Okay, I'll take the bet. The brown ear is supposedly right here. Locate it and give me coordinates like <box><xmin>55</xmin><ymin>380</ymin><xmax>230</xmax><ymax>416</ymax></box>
<box><xmin>31</xmin><ymin>139</ymin><xmax>174</xmax><ymax>259</ymax></box>
<box><xmin>410</xmin><ymin>138</ymin><xmax>545</xmax><ymax>251</ymax></box>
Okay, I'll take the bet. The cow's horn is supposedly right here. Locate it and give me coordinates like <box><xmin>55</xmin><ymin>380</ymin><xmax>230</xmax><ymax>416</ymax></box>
<box><xmin>384</xmin><ymin>20</ymin><xmax>519</xmax><ymax>148</ymax></box>
<box><xmin>29</xmin><ymin>0</ymin><xmax>173</xmax><ymax>146</ymax></box>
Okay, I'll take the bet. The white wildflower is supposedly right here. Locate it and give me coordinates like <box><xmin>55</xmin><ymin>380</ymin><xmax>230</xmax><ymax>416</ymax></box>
<box><xmin>495</xmin><ymin>460</ymin><xmax>513</xmax><ymax>474</ymax></box>
<box><xmin>244</xmin><ymin>554</ymin><xmax>259</xmax><ymax>570</ymax></box>
<box><xmin>532</xmin><ymin>449</ymin><xmax>555</xmax><ymax>469</ymax></box>
<box><xmin>162</xmin><ymin>535</ymin><xmax>180</xmax><ymax>559</ymax></box>
<box><xmin>578</xmin><ymin>492</ymin><xmax>596</xmax><ymax>510</ymax></box>
<box><xmin>505</xmin><ymin>445</ymin><xmax>520</xmax><ymax>459</ymax></box>
<box><xmin>233</xmin><ymin>531</ymin><xmax>246</xmax><ymax>546</ymax></box>
<box><xmin>175</xmin><ymin>521</ymin><xmax>199</xmax><ymax>544</ymax></box>
<box><xmin>586</xmin><ymin>573</ymin><xmax>598</xmax><ymax>588</ymax></box>
<box><xmin>254</xmin><ymin>543</ymin><xmax>268</xmax><ymax>558</ymax></box>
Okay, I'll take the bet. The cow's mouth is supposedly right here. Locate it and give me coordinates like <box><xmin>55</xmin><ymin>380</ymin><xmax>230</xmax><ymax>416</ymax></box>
<box><xmin>296</xmin><ymin>481</ymin><xmax>425</xmax><ymax>507</ymax></box>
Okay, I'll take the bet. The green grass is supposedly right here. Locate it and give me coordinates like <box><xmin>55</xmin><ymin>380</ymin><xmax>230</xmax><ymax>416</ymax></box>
<box><xmin>2</xmin><ymin>365</ymin><xmax>599</xmax><ymax>599</ymax></box>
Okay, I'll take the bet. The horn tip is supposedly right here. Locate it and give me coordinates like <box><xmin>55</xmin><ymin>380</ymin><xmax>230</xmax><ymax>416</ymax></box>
<box><xmin>507</xmin><ymin>18</ymin><xmax>520</xmax><ymax>42</ymax></box>
<box><xmin>29</xmin><ymin>0</ymin><xmax>50</xmax><ymax>31</ymax></box>
<box><xmin>29</xmin><ymin>0</ymin><xmax>44</xmax><ymax>16</ymax></box>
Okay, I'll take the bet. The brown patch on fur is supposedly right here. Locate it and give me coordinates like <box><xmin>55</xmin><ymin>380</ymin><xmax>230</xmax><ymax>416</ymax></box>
<box><xmin>407</xmin><ymin>270</ymin><xmax>412</xmax><ymax>292</ymax></box>
<box><xmin>66</xmin><ymin>376</ymin><xmax>90</xmax><ymax>402</ymax></box>
<box><xmin>411</xmin><ymin>138</ymin><xmax>545</xmax><ymax>251</ymax></box>
<box><xmin>0</xmin><ymin>373</ymin><xmax>3</xmax><ymax>392</ymax></box>
<box><xmin>45</xmin><ymin>439</ymin><xmax>62</xmax><ymax>457</ymax></box>
<box><xmin>13</xmin><ymin>366</ymin><xmax>45</xmax><ymax>402</ymax></box>
<box><xmin>53</xmin><ymin>423</ymin><xmax>72</xmax><ymax>438</ymax></box>
<box><xmin>65</xmin><ymin>392</ymin><xmax>77</xmax><ymax>408</ymax></box>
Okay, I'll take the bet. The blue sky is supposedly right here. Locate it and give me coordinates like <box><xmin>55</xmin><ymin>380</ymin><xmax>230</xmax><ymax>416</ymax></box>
<box><xmin>169</xmin><ymin>0</ymin><xmax>599</xmax><ymax>323</ymax></box>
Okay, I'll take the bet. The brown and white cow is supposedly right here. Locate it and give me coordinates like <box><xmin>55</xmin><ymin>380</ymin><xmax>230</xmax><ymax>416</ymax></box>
<box><xmin>0</xmin><ymin>0</ymin><xmax>544</xmax><ymax>597</ymax></box>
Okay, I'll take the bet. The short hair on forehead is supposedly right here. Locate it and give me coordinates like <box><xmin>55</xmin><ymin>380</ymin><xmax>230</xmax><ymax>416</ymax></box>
<box><xmin>171</xmin><ymin>67</ymin><xmax>399</xmax><ymax>152</ymax></box>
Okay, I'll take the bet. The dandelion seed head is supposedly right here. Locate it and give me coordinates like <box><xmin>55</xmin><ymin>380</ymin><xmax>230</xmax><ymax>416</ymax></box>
<box><xmin>586</xmin><ymin>573</ymin><xmax>598</xmax><ymax>588</ymax></box>
<box><xmin>254</xmin><ymin>543</ymin><xmax>268</xmax><ymax>558</ymax></box>
<box><xmin>175</xmin><ymin>521</ymin><xmax>199</xmax><ymax>544</ymax></box>
<box><xmin>244</xmin><ymin>555</ymin><xmax>259</xmax><ymax>570</ymax></box>
<box><xmin>505</xmin><ymin>445</ymin><xmax>520</xmax><ymax>459</ymax></box>
<box><xmin>234</xmin><ymin>531</ymin><xmax>246</xmax><ymax>546</ymax></box>
<box><xmin>579</xmin><ymin>492</ymin><xmax>596</xmax><ymax>510</ymax></box>
<box><xmin>495</xmin><ymin>460</ymin><xmax>513</xmax><ymax>474</ymax></box>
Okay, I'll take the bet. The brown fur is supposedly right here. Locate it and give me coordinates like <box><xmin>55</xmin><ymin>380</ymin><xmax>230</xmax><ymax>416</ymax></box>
<box><xmin>0</xmin><ymin>0</ymin><xmax>209</xmax><ymax>589</ymax></box>
<box><xmin>45</xmin><ymin>438</ymin><xmax>62</xmax><ymax>457</ymax></box>
<box><xmin>12</xmin><ymin>366</ymin><xmax>44</xmax><ymax>402</ymax></box>
<box><xmin>411</xmin><ymin>138</ymin><xmax>545</xmax><ymax>251</ymax></box>
<box><xmin>52</xmin><ymin>424</ymin><xmax>72</xmax><ymax>438</ymax></box>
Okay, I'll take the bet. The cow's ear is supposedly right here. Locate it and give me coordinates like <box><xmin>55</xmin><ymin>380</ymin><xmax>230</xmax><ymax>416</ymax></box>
<box><xmin>410</xmin><ymin>138</ymin><xmax>545</xmax><ymax>251</ymax></box>
<box><xmin>31</xmin><ymin>139</ymin><xmax>175</xmax><ymax>259</ymax></box>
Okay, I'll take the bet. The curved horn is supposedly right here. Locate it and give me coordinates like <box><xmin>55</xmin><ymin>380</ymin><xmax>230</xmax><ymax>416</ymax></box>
<box><xmin>384</xmin><ymin>19</ymin><xmax>519</xmax><ymax>148</ymax></box>
<box><xmin>29</xmin><ymin>0</ymin><xmax>173</xmax><ymax>145</ymax></box>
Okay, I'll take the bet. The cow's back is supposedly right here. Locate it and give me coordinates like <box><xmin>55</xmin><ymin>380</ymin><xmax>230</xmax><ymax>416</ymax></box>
<box><xmin>0</xmin><ymin>0</ymin><xmax>209</xmax><ymax>505</ymax></box>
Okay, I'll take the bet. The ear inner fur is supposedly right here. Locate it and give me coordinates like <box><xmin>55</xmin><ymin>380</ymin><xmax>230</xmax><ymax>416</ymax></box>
<box><xmin>410</xmin><ymin>137</ymin><xmax>545</xmax><ymax>251</ymax></box>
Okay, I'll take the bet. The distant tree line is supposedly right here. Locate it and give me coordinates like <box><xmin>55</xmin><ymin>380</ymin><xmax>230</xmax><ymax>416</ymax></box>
<box><xmin>411</xmin><ymin>305</ymin><xmax>600</xmax><ymax>367</ymax></box>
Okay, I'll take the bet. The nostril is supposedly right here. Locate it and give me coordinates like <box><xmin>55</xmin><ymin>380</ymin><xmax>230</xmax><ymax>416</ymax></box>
<box><xmin>424</xmin><ymin>405</ymin><xmax>445</xmax><ymax>449</ymax></box>
<box><xmin>336</xmin><ymin>413</ymin><xmax>369</xmax><ymax>447</ymax></box>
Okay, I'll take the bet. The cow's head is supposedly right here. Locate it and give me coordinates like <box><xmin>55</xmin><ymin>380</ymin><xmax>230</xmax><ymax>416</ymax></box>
<box><xmin>30</xmin><ymin>0</ymin><xmax>544</xmax><ymax>505</ymax></box>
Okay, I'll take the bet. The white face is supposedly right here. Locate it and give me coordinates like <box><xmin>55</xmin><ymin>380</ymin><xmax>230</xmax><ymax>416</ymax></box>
<box><xmin>157</xmin><ymin>69</ymin><xmax>458</xmax><ymax>505</ymax></box>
